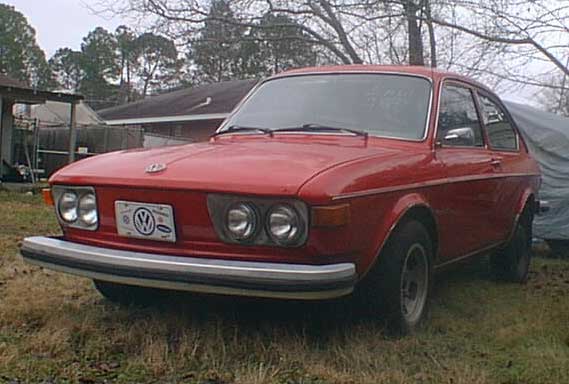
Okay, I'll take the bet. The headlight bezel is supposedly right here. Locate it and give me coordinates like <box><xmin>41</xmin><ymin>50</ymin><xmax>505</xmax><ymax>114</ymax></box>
<box><xmin>207</xmin><ymin>194</ymin><xmax>309</xmax><ymax>247</ymax></box>
<box><xmin>52</xmin><ymin>185</ymin><xmax>99</xmax><ymax>231</ymax></box>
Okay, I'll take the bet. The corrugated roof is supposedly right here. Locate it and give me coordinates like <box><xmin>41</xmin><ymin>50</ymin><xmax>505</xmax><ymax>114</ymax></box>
<box><xmin>98</xmin><ymin>79</ymin><xmax>258</xmax><ymax>122</ymax></box>
<box><xmin>30</xmin><ymin>100</ymin><xmax>104</xmax><ymax>126</ymax></box>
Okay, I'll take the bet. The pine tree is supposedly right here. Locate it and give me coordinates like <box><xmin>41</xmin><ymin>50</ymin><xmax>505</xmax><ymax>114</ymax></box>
<box><xmin>0</xmin><ymin>4</ymin><xmax>54</xmax><ymax>89</ymax></box>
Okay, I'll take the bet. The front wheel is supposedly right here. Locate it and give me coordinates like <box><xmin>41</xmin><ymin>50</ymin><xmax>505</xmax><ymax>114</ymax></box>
<box><xmin>358</xmin><ymin>220</ymin><xmax>433</xmax><ymax>335</ymax></box>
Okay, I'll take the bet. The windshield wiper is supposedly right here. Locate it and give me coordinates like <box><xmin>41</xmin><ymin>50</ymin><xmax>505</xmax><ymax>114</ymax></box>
<box><xmin>211</xmin><ymin>125</ymin><xmax>273</xmax><ymax>138</ymax></box>
<box><xmin>273</xmin><ymin>123</ymin><xmax>368</xmax><ymax>137</ymax></box>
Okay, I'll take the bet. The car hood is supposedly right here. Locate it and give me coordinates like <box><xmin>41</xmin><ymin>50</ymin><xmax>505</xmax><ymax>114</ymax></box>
<box><xmin>50</xmin><ymin>135</ymin><xmax>399</xmax><ymax>196</ymax></box>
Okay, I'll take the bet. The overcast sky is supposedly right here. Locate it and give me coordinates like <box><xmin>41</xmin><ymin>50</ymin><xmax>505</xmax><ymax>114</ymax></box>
<box><xmin>4</xmin><ymin>0</ymin><xmax>123</xmax><ymax>57</ymax></box>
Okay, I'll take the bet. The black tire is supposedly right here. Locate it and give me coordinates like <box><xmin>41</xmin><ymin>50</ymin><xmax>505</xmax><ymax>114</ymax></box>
<box><xmin>358</xmin><ymin>220</ymin><xmax>433</xmax><ymax>335</ymax></box>
<box><xmin>547</xmin><ymin>240</ymin><xmax>569</xmax><ymax>259</ymax></box>
<box><xmin>490</xmin><ymin>216</ymin><xmax>532</xmax><ymax>283</ymax></box>
<box><xmin>93</xmin><ymin>280</ymin><xmax>165</xmax><ymax>306</ymax></box>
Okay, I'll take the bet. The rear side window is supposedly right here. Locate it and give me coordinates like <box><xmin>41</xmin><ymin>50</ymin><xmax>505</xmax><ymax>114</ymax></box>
<box><xmin>437</xmin><ymin>84</ymin><xmax>484</xmax><ymax>147</ymax></box>
<box><xmin>478</xmin><ymin>93</ymin><xmax>518</xmax><ymax>151</ymax></box>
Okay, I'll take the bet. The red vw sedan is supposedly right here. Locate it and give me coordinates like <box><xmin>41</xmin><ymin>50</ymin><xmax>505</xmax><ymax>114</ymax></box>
<box><xmin>21</xmin><ymin>66</ymin><xmax>541</xmax><ymax>333</ymax></box>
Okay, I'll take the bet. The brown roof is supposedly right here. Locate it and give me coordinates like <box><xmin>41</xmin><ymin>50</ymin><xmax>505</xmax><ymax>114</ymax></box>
<box><xmin>98</xmin><ymin>79</ymin><xmax>258</xmax><ymax>121</ymax></box>
<box><xmin>0</xmin><ymin>73</ymin><xmax>30</xmax><ymax>89</ymax></box>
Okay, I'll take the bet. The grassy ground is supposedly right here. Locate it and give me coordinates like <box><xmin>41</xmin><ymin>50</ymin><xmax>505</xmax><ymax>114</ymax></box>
<box><xmin>1</xmin><ymin>190</ymin><xmax>568</xmax><ymax>384</ymax></box>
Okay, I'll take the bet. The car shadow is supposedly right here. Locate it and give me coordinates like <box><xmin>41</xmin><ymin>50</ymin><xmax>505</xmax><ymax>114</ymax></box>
<box><xmin>138</xmin><ymin>290</ymin><xmax>376</xmax><ymax>336</ymax></box>
<box><xmin>433</xmin><ymin>256</ymin><xmax>494</xmax><ymax>288</ymax></box>
<box><xmin>100</xmin><ymin>256</ymin><xmax>498</xmax><ymax>340</ymax></box>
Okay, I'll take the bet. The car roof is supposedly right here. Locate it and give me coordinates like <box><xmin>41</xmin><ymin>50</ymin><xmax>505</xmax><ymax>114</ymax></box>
<box><xmin>272</xmin><ymin>65</ymin><xmax>492</xmax><ymax>93</ymax></box>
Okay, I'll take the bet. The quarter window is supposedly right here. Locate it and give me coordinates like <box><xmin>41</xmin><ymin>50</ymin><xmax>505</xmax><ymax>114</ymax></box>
<box><xmin>437</xmin><ymin>85</ymin><xmax>484</xmax><ymax>147</ymax></box>
<box><xmin>478</xmin><ymin>93</ymin><xmax>518</xmax><ymax>151</ymax></box>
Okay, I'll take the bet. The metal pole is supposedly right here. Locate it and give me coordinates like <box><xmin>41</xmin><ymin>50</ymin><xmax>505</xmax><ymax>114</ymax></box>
<box><xmin>33</xmin><ymin>118</ymin><xmax>39</xmax><ymax>173</ymax></box>
<box><xmin>68</xmin><ymin>102</ymin><xmax>77</xmax><ymax>163</ymax></box>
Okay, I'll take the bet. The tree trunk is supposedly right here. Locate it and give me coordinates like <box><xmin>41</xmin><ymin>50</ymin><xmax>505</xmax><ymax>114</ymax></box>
<box><xmin>142</xmin><ymin>78</ymin><xmax>150</xmax><ymax>98</ymax></box>
<box><xmin>126</xmin><ymin>60</ymin><xmax>131</xmax><ymax>101</ymax></box>
<box><xmin>315</xmin><ymin>0</ymin><xmax>363</xmax><ymax>64</ymax></box>
<box><xmin>424</xmin><ymin>0</ymin><xmax>437</xmax><ymax>68</ymax></box>
<box><xmin>405</xmin><ymin>0</ymin><xmax>425</xmax><ymax>66</ymax></box>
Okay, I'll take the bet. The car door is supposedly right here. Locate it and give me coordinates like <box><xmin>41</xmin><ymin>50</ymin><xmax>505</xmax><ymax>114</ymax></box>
<box><xmin>476</xmin><ymin>90</ymin><xmax>522</xmax><ymax>242</ymax></box>
<box><xmin>434</xmin><ymin>81</ymin><xmax>501</xmax><ymax>262</ymax></box>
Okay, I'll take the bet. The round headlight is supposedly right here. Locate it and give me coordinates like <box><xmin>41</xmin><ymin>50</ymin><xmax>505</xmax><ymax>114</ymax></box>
<box><xmin>267</xmin><ymin>204</ymin><xmax>302</xmax><ymax>245</ymax></box>
<box><xmin>78</xmin><ymin>193</ymin><xmax>98</xmax><ymax>226</ymax></box>
<box><xmin>58</xmin><ymin>191</ymin><xmax>78</xmax><ymax>223</ymax></box>
<box><xmin>226</xmin><ymin>203</ymin><xmax>257</xmax><ymax>241</ymax></box>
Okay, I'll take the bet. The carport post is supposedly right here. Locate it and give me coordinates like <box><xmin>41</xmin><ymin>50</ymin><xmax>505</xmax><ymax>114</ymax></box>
<box><xmin>0</xmin><ymin>99</ymin><xmax>14</xmax><ymax>181</ymax></box>
<box><xmin>68</xmin><ymin>101</ymin><xmax>77</xmax><ymax>163</ymax></box>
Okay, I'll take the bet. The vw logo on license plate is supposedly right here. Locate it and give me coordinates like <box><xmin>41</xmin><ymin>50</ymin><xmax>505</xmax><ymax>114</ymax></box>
<box><xmin>133</xmin><ymin>207</ymin><xmax>156</xmax><ymax>236</ymax></box>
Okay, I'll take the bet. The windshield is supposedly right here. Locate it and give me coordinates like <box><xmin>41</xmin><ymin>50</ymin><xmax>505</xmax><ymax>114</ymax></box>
<box><xmin>222</xmin><ymin>74</ymin><xmax>432</xmax><ymax>140</ymax></box>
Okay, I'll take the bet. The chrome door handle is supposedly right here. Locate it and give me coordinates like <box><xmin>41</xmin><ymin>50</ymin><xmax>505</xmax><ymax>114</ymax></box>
<box><xmin>490</xmin><ymin>157</ymin><xmax>502</xmax><ymax>166</ymax></box>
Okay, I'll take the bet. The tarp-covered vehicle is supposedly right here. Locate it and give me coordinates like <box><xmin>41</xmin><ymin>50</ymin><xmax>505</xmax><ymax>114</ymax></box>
<box><xmin>506</xmin><ymin>101</ymin><xmax>569</xmax><ymax>256</ymax></box>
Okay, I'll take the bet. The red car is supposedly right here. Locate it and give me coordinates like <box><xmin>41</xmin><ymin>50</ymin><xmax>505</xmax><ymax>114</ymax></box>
<box><xmin>21</xmin><ymin>65</ymin><xmax>541</xmax><ymax>333</ymax></box>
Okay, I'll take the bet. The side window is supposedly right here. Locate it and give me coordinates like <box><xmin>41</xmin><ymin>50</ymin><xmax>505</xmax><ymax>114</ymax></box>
<box><xmin>478</xmin><ymin>93</ymin><xmax>518</xmax><ymax>151</ymax></box>
<box><xmin>437</xmin><ymin>84</ymin><xmax>484</xmax><ymax>147</ymax></box>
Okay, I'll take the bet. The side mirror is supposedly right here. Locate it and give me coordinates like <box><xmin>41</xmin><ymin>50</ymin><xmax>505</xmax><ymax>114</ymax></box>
<box><xmin>442</xmin><ymin>127</ymin><xmax>475</xmax><ymax>146</ymax></box>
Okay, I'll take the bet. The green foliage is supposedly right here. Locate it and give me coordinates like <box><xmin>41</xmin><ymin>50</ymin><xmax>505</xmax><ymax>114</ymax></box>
<box><xmin>134</xmin><ymin>32</ymin><xmax>181</xmax><ymax>96</ymax></box>
<box><xmin>2</xmin><ymin>2</ymin><xmax>318</xmax><ymax>108</ymax></box>
<box><xmin>78</xmin><ymin>27</ymin><xmax>121</xmax><ymax>110</ymax></box>
<box><xmin>191</xmin><ymin>1</ymin><xmax>318</xmax><ymax>83</ymax></box>
<box><xmin>81</xmin><ymin>27</ymin><xmax>120</xmax><ymax>82</ymax></box>
<box><xmin>115</xmin><ymin>25</ymin><xmax>139</xmax><ymax>103</ymax></box>
<box><xmin>0</xmin><ymin>4</ymin><xmax>54</xmax><ymax>89</ymax></box>
<box><xmin>253</xmin><ymin>13</ymin><xmax>318</xmax><ymax>76</ymax></box>
<box><xmin>48</xmin><ymin>48</ymin><xmax>84</xmax><ymax>92</ymax></box>
<box><xmin>48</xmin><ymin>25</ymin><xmax>181</xmax><ymax>108</ymax></box>
<box><xmin>191</xmin><ymin>0</ymin><xmax>249</xmax><ymax>83</ymax></box>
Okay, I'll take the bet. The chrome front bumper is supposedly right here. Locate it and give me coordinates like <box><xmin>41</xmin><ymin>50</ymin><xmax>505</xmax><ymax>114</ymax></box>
<box><xmin>20</xmin><ymin>236</ymin><xmax>357</xmax><ymax>300</ymax></box>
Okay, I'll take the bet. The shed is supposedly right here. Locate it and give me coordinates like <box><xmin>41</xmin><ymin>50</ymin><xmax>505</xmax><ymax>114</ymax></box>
<box><xmin>97</xmin><ymin>79</ymin><xmax>258</xmax><ymax>142</ymax></box>
<box><xmin>0</xmin><ymin>74</ymin><xmax>83</xmax><ymax>182</ymax></box>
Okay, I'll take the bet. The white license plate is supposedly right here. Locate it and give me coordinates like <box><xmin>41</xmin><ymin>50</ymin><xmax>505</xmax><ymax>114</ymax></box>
<box><xmin>115</xmin><ymin>201</ymin><xmax>176</xmax><ymax>242</ymax></box>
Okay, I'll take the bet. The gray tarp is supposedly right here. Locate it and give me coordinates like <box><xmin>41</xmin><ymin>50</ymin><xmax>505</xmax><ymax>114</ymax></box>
<box><xmin>504</xmin><ymin>101</ymin><xmax>569</xmax><ymax>240</ymax></box>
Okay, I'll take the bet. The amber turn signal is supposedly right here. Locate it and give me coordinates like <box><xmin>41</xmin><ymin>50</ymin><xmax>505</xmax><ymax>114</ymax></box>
<box><xmin>311</xmin><ymin>204</ymin><xmax>350</xmax><ymax>227</ymax></box>
<box><xmin>42</xmin><ymin>188</ymin><xmax>54</xmax><ymax>206</ymax></box>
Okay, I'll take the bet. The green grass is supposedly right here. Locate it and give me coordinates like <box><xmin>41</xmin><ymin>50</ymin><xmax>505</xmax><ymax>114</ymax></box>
<box><xmin>1</xmin><ymin>190</ymin><xmax>568</xmax><ymax>383</ymax></box>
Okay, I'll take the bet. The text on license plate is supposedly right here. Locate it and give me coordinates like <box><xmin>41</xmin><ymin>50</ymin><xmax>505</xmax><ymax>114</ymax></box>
<box><xmin>115</xmin><ymin>201</ymin><xmax>176</xmax><ymax>242</ymax></box>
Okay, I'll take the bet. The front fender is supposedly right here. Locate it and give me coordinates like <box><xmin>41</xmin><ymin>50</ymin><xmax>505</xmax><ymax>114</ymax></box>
<box><xmin>358</xmin><ymin>192</ymin><xmax>434</xmax><ymax>278</ymax></box>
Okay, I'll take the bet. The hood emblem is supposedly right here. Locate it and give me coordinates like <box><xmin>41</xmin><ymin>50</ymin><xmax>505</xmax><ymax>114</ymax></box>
<box><xmin>145</xmin><ymin>163</ymin><xmax>167</xmax><ymax>173</ymax></box>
